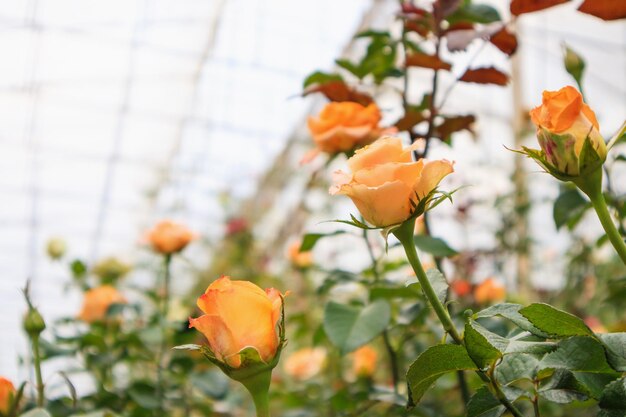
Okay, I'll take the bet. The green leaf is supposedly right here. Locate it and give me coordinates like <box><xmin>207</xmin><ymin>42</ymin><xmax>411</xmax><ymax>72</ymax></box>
<box><xmin>519</xmin><ymin>303</ymin><xmax>593</xmax><ymax>338</ymax></box>
<box><xmin>19</xmin><ymin>409</ymin><xmax>53</xmax><ymax>417</ymax></box>
<box><xmin>599</xmin><ymin>333</ymin><xmax>626</xmax><ymax>371</ymax></box>
<box><xmin>553</xmin><ymin>188</ymin><xmax>589</xmax><ymax>230</ymax></box>
<box><xmin>465</xmin><ymin>321</ymin><xmax>504</xmax><ymax>369</ymax></box>
<box><xmin>447</xmin><ymin>4</ymin><xmax>501</xmax><ymax>24</ymax></box>
<box><xmin>539</xmin><ymin>369</ymin><xmax>589</xmax><ymax>404</ymax></box>
<box><xmin>474</xmin><ymin>303</ymin><xmax>549</xmax><ymax>337</ymax></box>
<box><xmin>128</xmin><ymin>382</ymin><xmax>160</xmax><ymax>409</ymax></box>
<box><xmin>323</xmin><ymin>300</ymin><xmax>391</xmax><ymax>354</ymax></box>
<box><xmin>370</xmin><ymin>284</ymin><xmax>420</xmax><ymax>300</ymax></box>
<box><xmin>299</xmin><ymin>231</ymin><xmax>345</xmax><ymax>252</ymax></box>
<box><xmin>496</xmin><ymin>354</ymin><xmax>540</xmax><ymax>385</ymax></box>
<box><xmin>302</xmin><ymin>71</ymin><xmax>343</xmax><ymax>88</ymax></box>
<box><xmin>467</xmin><ymin>386</ymin><xmax>506</xmax><ymax>417</ymax></box>
<box><xmin>574</xmin><ymin>372</ymin><xmax>620</xmax><ymax>399</ymax></box>
<box><xmin>190</xmin><ymin>370</ymin><xmax>230</xmax><ymax>399</ymax></box>
<box><xmin>406</xmin><ymin>268</ymin><xmax>449</xmax><ymax>305</ymax></box>
<box><xmin>540</xmin><ymin>336</ymin><xmax>615</xmax><ymax>373</ymax></box>
<box><xmin>406</xmin><ymin>344</ymin><xmax>477</xmax><ymax>404</ymax></box>
<box><xmin>599</xmin><ymin>377</ymin><xmax>626</xmax><ymax>413</ymax></box>
<box><xmin>413</xmin><ymin>235</ymin><xmax>458</xmax><ymax>257</ymax></box>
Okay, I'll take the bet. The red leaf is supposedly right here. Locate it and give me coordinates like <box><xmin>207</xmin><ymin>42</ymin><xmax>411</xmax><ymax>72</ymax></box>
<box><xmin>510</xmin><ymin>0</ymin><xmax>569</xmax><ymax>15</ymax></box>
<box><xmin>490</xmin><ymin>28</ymin><xmax>518</xmax><ymax>56</ymax></box>
<box><xmin>578</xmin><ymin>0</ymin><xmax>626</xmax><ymax>20</ymax></box>
<box><xmin>434</xmin><ymin>115</ymin><xmax>476</xmax><ymax>141</ymax></box>
<box><xmin>394</xmin><ymin>110</ymin><xmax>427</xmax><ymax>131</ymax></box>
<box><xmin>459</xmin><ymin>67</ymin><xmax>509</xmax><ymax>86</ymax></box>
<box><xmin>406</xmin><ymin>53</ymin><xmax>452</xmax><ymax>71</ymax></box>
<box><xmin>302</xmin><ymin>81</ymin><xmax>373</xmax><ymax>106</ymax></box>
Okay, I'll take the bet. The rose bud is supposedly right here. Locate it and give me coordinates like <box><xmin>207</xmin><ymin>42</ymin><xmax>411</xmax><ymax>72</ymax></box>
<box><xmin>287</xmin><ymin>240</ymin><xmax>313</xmax><ymax>269</ymax></box>
<box><xmin>283</xmin><ymin>347</ymin><xmax>327</xmax><ymax>381</ymax></box>
<box><xmin>0</xmin><ymin>377</ymin><xmax>16</xmax><ymax>415</ymax></box>
<box><xmin>527</xmin><ymin>86</ymin><xmax>606</xmax><ymax>179</ymax></box>
<box><xmin>45</xmin><ymin>237</ymin><xmax>67</xmax><ymax>260</ymax></box>
<box><xmin>352</xmin><ymin>345</ymin><xmax>377</xmax><ymax>378</ymax></box>
<box><xmin>473</xmin><ymin>278</ymin><xmax>505</xmax><ymax>305</ymax></box>
<box><xmin>144</xmin><ymin>220</ymin><xmax>197</xmax><ymax>255</ymax></box>
<box><xmin>78</xmin><ymin>286</ymin><xmax>127</xmax><ymax>323</ymax></box>
<box><xmin>330</xmin><ymin>137</ymin><xmax>454</xmax><ymax>228</ymax></box>
<box><xmin>185</xmin><ymin>276</ymin><xmax>287</xmax><ymax>417</ymax></box>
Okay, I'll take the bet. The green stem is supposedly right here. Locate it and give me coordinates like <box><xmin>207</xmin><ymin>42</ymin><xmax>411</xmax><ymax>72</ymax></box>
<box><xmin>32</xmin><ymin>334</ymin><xmax>45</xmax><ymax>408</ymax></box>
<box><xmin>393</xmin><ymin>220</ymin><xmax>462</xmax><ymax>344</ymax></box>
<box><xmin>588</xmin><ymin>189</ymin><xmax>626</xmax><ymax>266</ymax></box>
<box><xmin>155</xmin><ymin>254</ymin><xmax>172</xmax><ymax>415</ymax></box>
<box><xmin>240</xmin><ymin>370</ymin><xmax>272</xmax><ymax>417</ymax></box>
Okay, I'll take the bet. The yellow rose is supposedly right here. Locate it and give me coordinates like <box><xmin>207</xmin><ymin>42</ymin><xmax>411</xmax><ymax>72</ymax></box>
<box><xmin>78</xmin><ymin>286</ymin><xmax>127</xmax><ymax>323</ymax></box>
<box><xmin>473</xmin><ymin>278</ymin><xmax>505</xmax><ymax>304</ymax></box>
<box><xmin>189</xmin><ymin>276</ymin><xmax>286</xmax><ymax>368</ymax></box>
<box><xmin>529</xmin><ymin>86</ymin><xmax>606</xmax><ymax>176</ymax></box>
<box><xmin>145</xmin><ymin>220</ymin><xmax>197</xmax><ymax>255</ymax></box>
<box><xmin>352</xmin><ymin>345</ymin><xmax>377</xmax><ymax>378</ymax></box>
<box><xmin>283</xmin><ymin>347</ymin><xmax>327</xmax><ymax>381</ymax></box>
<box><xmin>287</xmin><ymin>240</ymin><xmax>313</xmax><ymax>268</ymax></box>
<box><xmin>0</xmin><ymin>377</ymin><xmax>16</xmax><ymax>414</ymax></box>
<box><xmin>330</xmin><ymin>137</ymin><xmax>454</xmax><ymax>227</ymax></box>
<box><xmin>307</xmin><ymin>102</ymin><xmax>382</xmax><ymax>154</ymax></box>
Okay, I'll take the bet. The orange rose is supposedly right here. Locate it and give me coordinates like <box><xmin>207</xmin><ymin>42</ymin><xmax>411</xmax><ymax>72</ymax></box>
<box><xmin>189</xmin><ymin>276</ymin><xmax>286</xmax><ymax>368</ymax></box>
<box><xmin>145</xmin><ymin>220</ymin><xmax>197</xmax><ymax>255</ymax></box>
<box><xmin>473</xmin><ymin>278</ymin><xmax>505</xmax><ymax>304</ymax></box>
<box><xmin>0</xmin><ymin>377</ymin><xmax>16</xmax><ymax>414</ymax></box>
<box><xmin>78</xmin><ymin>286</ymin><xmax>127</xmax><ymax>323</ymax></box>
<box><xmin>330</xmin><ymin>137</ymin><xmax>454</xmax><ymax>227</ymax></box>
<box><xmin>287</xmin><ymin>241</ymin><xmax>313</xmax><ymax>268</ymax></box>
<box><xmin>352</xmin><ymin>345</ymin><xmax>377</xmax><ymax>378</ymax></box>
<box><xmin>283</xmin><ymin>347</ymin><xmax>327</xmax><ymax>380</ymax></box>
<box><xmin>307</xmin><ymin>102</ymin><xmax>382</xmax><ymax>154</ymax></box>
<box><xmin>529</xmin><ymin>86</ymin><xmax>606</xmax><ymax>177</ymax></box>
<box><xmin>451</xmin><ymin>280</ymin><xmax>472</xmax><ymax>297</ymax></box>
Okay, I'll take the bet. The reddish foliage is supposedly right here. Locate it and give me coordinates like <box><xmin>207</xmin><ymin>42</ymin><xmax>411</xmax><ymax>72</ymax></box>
<box><xmin>394</xmin><ymin>110</ymin><xmax>427</xmax><ymax>132</ymax></box>
<box><xmin>459</xmin><ymin>67</ymin><xmax>509</xmax><ymax>86</ymax></box>
<box><xmin>406</xmin><ymin>53</ymin><xmax>452</xmax><ymax>71</ymax></box>
<box><xmin>490</xmin><ymin>28</ymin><xmax>518</xmax><ymax>56</ymax></box>
<box><xmin>578</xmin><ymin>0</ymin><xmax>626</xmax><ymax>20</ymax></box>
<box><xmin>303</xmin><ymin>81</ymin><xmax>373</xmax><ymax>106</ymax></box>
<box><xmin>434</xmin><ymin>115</ymin><xmax>475</xmax><ymax>141</ymax></box>
<box><xmin>510</xmin><ymin>0</ymin><xmax>568</xmax><ymax>15</ymax></box>
<box><xmin>405</xmin><ymin>19</ymin><xmax>431</xmax><ymax>37</ymax></box>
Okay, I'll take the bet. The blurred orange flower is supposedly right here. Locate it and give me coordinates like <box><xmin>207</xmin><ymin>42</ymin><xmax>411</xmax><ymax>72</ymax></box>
<box><xmin>189</xmin><ymin>276</ymin><xmax>286</xmax><ymax>368</ymax></box>
<box><xmin>352</xmin><ymin>345</ymin><xmax>377</xmax><ymax>378</ymax></box>
<box><xmin>288</xmin><ymin>240</ymin><xmax>313</xmax><ymax>268</ymax></box>
<box><xmin>529</xmin><ymin>86</ymin><xmax>606</xmax><ymax>176</ymax></box>
<box><xmin>0</xmin><ymin>377</ymin><xmax>16</xmax><ymax>414</ymax></box>
<box><xmin>145</xmin><ymin>220</ymin><xmax>197</xmax><ymax>255</ymax></box>
<box><xmin>78</xmin><ymin>286</ymin><xmax>127</xmax><ymax>323</ymax></box>
<box><xmin>330</xmin><ymin>137</ymin><xmax>454</xmax><ymax>227</ymax></box>
<box><xmin>473</xmin><ymin>278</ymin><xmax>505</xmax><ymax>304</ymax></box>
<box><xmin>283</xmin><ymin>347</ymin><xmax>327</xmax><ymax>380</ymax></box>
<box><xmin>451</xmin><ymin>280</ymin><xmax>472</xmax><ymax>297</ymax></box>
<box><xmin>307</xmin><ymin>102</ymin><xmax>382</xmax><ymax>154</ymax></box>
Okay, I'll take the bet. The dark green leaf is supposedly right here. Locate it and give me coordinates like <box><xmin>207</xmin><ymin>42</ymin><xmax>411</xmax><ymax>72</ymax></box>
<box><xmin>406</xmin><ymin>268</ymin><xmax>449</xmax><ymax>305</ymax></box>
<box><xmin>447</xmin><ymin>4</ymin><xmax>501</xmax><ymax>24</ymax></box>
<box><xmin>406</xmin><ymin>344</ymin><xmax>477</xmax><ymax>404</ymax></box>
<box><xmin>299</xmin><ymin>231</ymin><xmax>345</xmax><ymax>252</ymax></box>
<box><xmin>519</xmin><ymin>303</ymin><xmax>593</xmax><ymax>338</ymax></box>
<box><xmin>553</xmin><ymin>188</ymin><xmax>589</xmax><ymax>230</ymax></box>
<box><xmin>599</xmin><ymin>377</ymin><xmax>626</xmax><ymax>412</ymax></box>
<box><xmin>467</xmin><ymin>386</ymin><xmax>506</xmax><ymax>417</ymax></box>
<box><xmin>475</xmin><ymin>303</ymin><xmax>549</xmax><ymax>337</ymax></box>
<box><xmin>599</xmin><ymin>333</ymin><xmax>626</xmax><ymax>371</ymax></box>
<box><xmin>465</xmin><ymin>321</ymin><xmax>504</xmax><ymax>369</ymax></box>
<box><xmin>413</xmin><ymin>235</ymin><xmax>458</xmax><ymax>257</ymax></box>
<box><xmin>539</xmin><ymin>369</ymin><xmax>589</xmax><ymax>404</ymax></box>
<box><xmin>128</xmin><ymin>382</ymin><xmax>160</xmax><ymax>409</ymax></box>
<box><xmin>496</xmin><ymin>354</ymin><xmax>540</xmax><ymax>385</ymax></box>
<box><xmin>370</xmin><ymin>285</ymin><xmax>420</xmax><ymax>300</ymax></box>
<box><xmin>303</xmin><ymin>71</ymin><xmax>343</xmax><ymax>88</ymax></box>
<box><xmin>190</xmin><ymin>370</ymin><xmax>229</xmax><ymax>399</ymax></box>
<box><xmin>540</xmin><ymin>336</ymin><xmax>615</xmax><ymax>373</ymax></box>
<box><xmin>323</xmin><ymin>300</ymin><xmax>391</xmax><ymax>354</ymax></box>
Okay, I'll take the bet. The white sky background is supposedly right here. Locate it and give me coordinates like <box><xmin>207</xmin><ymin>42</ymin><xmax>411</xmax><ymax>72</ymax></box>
<box><xmin>0</xmin><ymin>0</ymin><xmax>624</xmax><ymax>383</ymax></box>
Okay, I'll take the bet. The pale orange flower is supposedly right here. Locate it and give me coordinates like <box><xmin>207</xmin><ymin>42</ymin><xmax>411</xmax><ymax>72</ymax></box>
<box><xmin>330</xmin><ymin>137</ymin><xmax>454</xmax><ymax>227</ymax></box>
<box><xmin>0</xmin><ymin>377</ymin><xmax>16</xmax><ymax>414</ymax></box>
<box><xmin>352</xmin><ymin>345</ymin><xmax>377</xmax><ymax>378</ymax></box>
<box><xmin>451</xmin><ymin>280</ymin><xmax>472</xmax><ymax>297</ymax></box>
<box><xmin>145</xmin><ymin>220</ymin><xmax>197</xmax><ymax>255</ymax></box>
<box><xmin>287</xmin><ymin>241</ymin><xmax>313</xmax><ymax>268</ymax></box>
<box><xmin>307</xmin><ymin>102</ymin><xmax>382</xmax><ymax>154</ymax></box>
<box><xmin>529</xmin><ymin>86</ymin><xmax>606</xmax><ymax>176</ymax></box>
<box><xmin>283</xmin><ymin>347</ymin><xmax>327</xmax><ymax>381</ymax></box>
<box><xmin>473</xmin><ymin>278</ymin><xmax>505</xmax><ymax>304</ymax></box>
<box><xmin>189</xmin><ymin>276</ymin><xmax>286</xmax><ymax>368</ymax></box>
<box><xmin>78</xmin><ymin>286</ymin><xmax>127</xmax><ymax>323</ymax></box>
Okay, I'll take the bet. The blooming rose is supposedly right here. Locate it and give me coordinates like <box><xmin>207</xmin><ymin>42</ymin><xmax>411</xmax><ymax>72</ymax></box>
<box><xmin>307</xmin><ymin>102</ymin><xmax>382</xmax><ymax>154</ymax></box>
<box><xmin>529</xmin><ymin>86</ymin><xmax>606</xmax><ymax>177</ymax></box>
<box><xmin>0</xmin><ymin>377</ymin><xmax>15</xmax><ymax>415</ymax></box>
<box><xmin>283</xmin><ymin>347</ymin><xmax>327</xmax><ymax>380</ymax></box>
<box><xmin>287</xmin><ymin>240</ymin><xmax>313</xmax><ymax>268</ymax></box>
<box><xmin>352</xmin><ymin>345</ymin><xmax>377</xmax><ymax>378</ymax></box>
<box><xmin>189</xmin><ymin>276</ymin><xmax>286</xmax><ymax>368</ymax></box>
<box><xmin>473</xmin><ymin>278</ymin><xmax>505</xmax><ymax>304</ymax></box>
<box><xmin>78</xmin><ymin>286</ymin><xmax>127</xmax><ymax>323</ymax></box>
<box><xmin>145</xmin><ymin>220</ymin><xmax>197</xmax><ymax>255</ymax></box>
<box><xmin>330</xmin><ymin>137</ymin><xmax>454</xmax><ymax>227</ymax></box>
